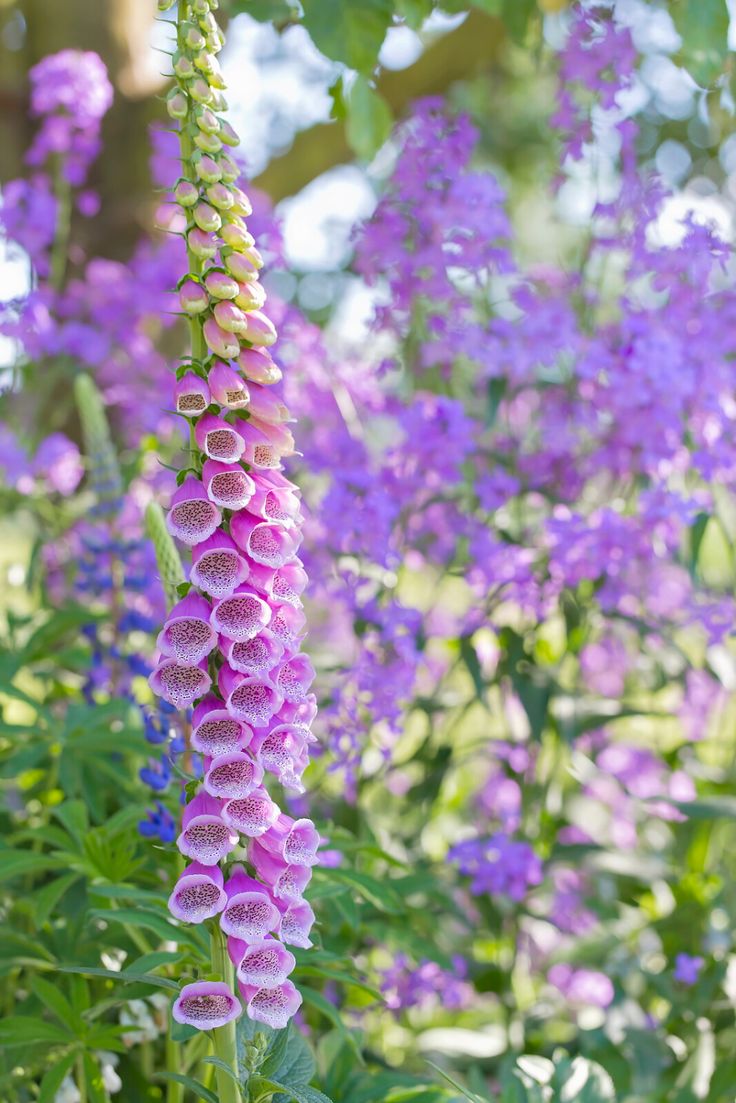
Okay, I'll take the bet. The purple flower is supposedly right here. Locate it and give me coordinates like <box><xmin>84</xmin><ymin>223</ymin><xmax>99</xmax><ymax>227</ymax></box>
<box><xmin>32</xmin><ymin>432</ymin><xmax>83</xmax><ymax>495</ymax></box>
<box><xmin>449</xmin><ymin>833</ymin><xmax>543</xmax><ymax>902</ymax></box>
<box><xmin>172</xmin><ymin>982</ymin><xmax>241</xmax><ymax>1030</ymax></box>
<box><xmin>27</xmin><ymin>50</ymin><xmax>113</xmax><ymax>184</ymax></box>
<box><xmin>548</xmin><ymin>964</ymin><xmax>614</xmax><ymax>1009</ymax></box>
<box><xmin>673</xmin><ymin>953</ymin><xmax>704</xmax><ymax>986</ymax></box>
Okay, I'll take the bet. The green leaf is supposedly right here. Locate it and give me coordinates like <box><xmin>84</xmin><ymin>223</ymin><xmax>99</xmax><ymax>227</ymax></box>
<box><xmin>267</xmin><ymin>1024</ymin><xmax>316</xmax><ymax>1086</ymax></box>
<box><xmin>52</xmin><ymin>800</ymin><xmax>89</xmax><ymax>844</ymax></box>
<box><xmin>425</xmin><ymin>1062</ymin><xmax>487</xmax><ymax>1103</ymax></box>
<box><xmin>84</xmin><ymin>1052</ymin><xmax>108</xmax><ymax>1103</ymax></box>
<box><xmin>672</xmin><ymin>0</ymin><xmax>730</xmax><ymax>87</ymax></box>
<box><xmin>56</xmin><ymin>964</ymin><xmax>180</xmax><ymax>991</ymax></box>
<box><xmin>295</xmin><ymin>964</ymin><xmax>383</xmax><ymax>1001</ymax></box>
<box><xmin>301</xmin><ymin>0</ymin><xmax>393</xmax><ymax>72</ymax></box>
<box><xmin>459</xmin><ymin>635</ymin><xmax>486</xmax><ymax>702</ymax></box>
<box><xmin>0</xmin><ymin>850</ymin><xmax>66</xmax><ymax>882</ymax></box>
<box><xmin>201</xmin><ymin>1055</ymin><xmax>242</xmax><ymax>1084</ymax></box>
<box><xmin>346</xmin><ymin>76</ymin><xmax>393</xmax><ymax>160</ymax></box>
<box><xmin>300</xmin><ymin>988</ymin><xmax>363</xmax><ymax>1064</ymax></box>
<box><xmin>39</xmin><ymin>1051</ymin><xmax>78</xmax><ymax>1103</ymax></box>
<box><xmin>669</xmin><ymin>796</ymin><xmax>736</xmax><ymax>819</ymax></box>
<box><xmin>88</xmin><ymin>906</ymin><xmax>207</xmax><ymax>950</ymax></box>
<box><xmin>0</xmin><ymin>1015</ymin><xmax>74</xmax><ymax>1046</ymax></box>
<box><xmin>395</xmin><ymin>0</ymin><xmax>435</xmax><ymax>29</ymax></box>
<box><xmin>155</xmin><ymin>1072</ymin><xmax>220</xmax><ymax>1103</ymax></box>
<box><xmin>549</xmin><ymin>1056</ymin><xmax>615</xmax><ymax>1102</ymax></box>
<box><xmin>313</xmin><ymin>867</ymin><xmax>404</xmax><ymax>914</ymax></box>
<box><xmin>30</xmin><ymin>976</ymin><xmax>78</xmax><ymax>1030</ymax></box>
<box><xmin>31</xmin><ymin>872</ymin><xmax>81</xmax><ymax>927</ymax></box>
<box><xmin>249</xmin><ymin>1078</ymin><xmax>334</xmax><ymax>1103</ymax></box>
<box><xmin>501</xmin><ymin>0</ymin><xmax>536</xmax><ymax>43</ymax></box>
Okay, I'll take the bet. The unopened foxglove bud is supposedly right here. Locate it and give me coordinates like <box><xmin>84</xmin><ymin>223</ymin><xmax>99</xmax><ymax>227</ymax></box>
<box><xmin>179</xmin><ymin>279</ymin><xmax>209</xmax><ymax>315</ymax></box>
<box><xmin>193</xmin><ymin>152</ymin><xmax>221</xmax><ymax>183</ymax></box>
<box><xmin>187</xmin><ymin>227</ymin><xmax>218</xmax><ymax>259</ymax></box>
<box><xmin>234</xmin><ymin>280</ymin><xmax>266</xmax><ymax>311</ymax></box>
<box><xmin>173</xmin><ymin>52</ymin><xmax>195</xmax><ymax>80</ymax></box>
<box><xmin>206</xmin><ymin>182</ymin><xmax>234</xmax><ymax>210</ymax></box>
<box><xmin>213</xmin><ymin>300</ymin><xmax>247</xmax><ymax>335</ymax></box>
<box><xmin>175</xmin><ymin>179</ymin><xmax>199</xmax><ymax>207</ymax></box>
<box><xmin>167</xmin><ymin>89</ymin><xmax>189</xmax><ymax>120</ymax></box>
<box><xmin>219</xmin><ymin>153</ymin><xmax>239</xmax><ymax>182</ymax></box>
<box><xmin>221</xmin><ymin>222</ymin><xmax>255</xmax><ymax>252</ymax></box>
<box><xmin>219</xmin><ymin>120</ymin><xmax>240</xmax><ymax>147</ymax></box>
<box><xmin>205</xmin><ymin>270</ymin><xmax>239</xmax><ymax>300</ymax></box>
<box><xmin>196</xmin><ymin>106</ymin><xmax>220</xmax><ymax>134</ymax></box>
<box><xmin>193</xmin><ymin>201</ymin><xmax>221</xmax><ymax>232</ymax></box>
<box><xmin>189</xmin><ymin>76</ymin><xmax>213</xmax><ymax>104</ymax></box>
<box><xmin>194</xmin><ymin>129</ymin><xmax>223</xmax><ymax>155</ymax></box>
<box><xmin>230</xmin><ymin>186</ymin><xmax>253</xmax><ymax>217</ymax></box>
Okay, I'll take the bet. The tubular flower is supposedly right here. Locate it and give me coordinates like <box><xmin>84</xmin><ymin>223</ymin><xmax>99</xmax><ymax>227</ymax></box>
<box><xmin>150</xmin><ymin>0</ymin><xmax>318</xmax><ymax>1031</ymax></box>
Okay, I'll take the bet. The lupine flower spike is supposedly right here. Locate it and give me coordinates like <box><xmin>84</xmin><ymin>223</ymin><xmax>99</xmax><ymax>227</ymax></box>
<box><xmin>149</xmin><ymin>0</ymin><xmax>318</xmax><ymax>1050</ymax></box>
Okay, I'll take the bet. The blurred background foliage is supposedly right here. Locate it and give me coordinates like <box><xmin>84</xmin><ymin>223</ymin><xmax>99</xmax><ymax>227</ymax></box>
<box><xmin>2</xmin><ymin>2</ymin><xmax>736</xmax><ymax>1103</ymax></box>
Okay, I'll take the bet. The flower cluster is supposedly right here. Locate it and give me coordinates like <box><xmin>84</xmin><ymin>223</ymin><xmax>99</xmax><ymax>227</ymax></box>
<box><xmin>27</xmin><ymin>49</ymin><xmax>113</xmax><ymax>186</ymax></box>
<box><xmin>150</xmin><ymin>0</ymin><xmax>318</xmax><ymax>1032</ymax></box>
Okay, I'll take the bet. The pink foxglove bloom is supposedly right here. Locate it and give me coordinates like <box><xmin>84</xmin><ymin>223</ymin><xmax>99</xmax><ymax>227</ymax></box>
<box><xmin>149</xmin><ymin>0</ymin><xmax>319</xmax><ymax>1031</ymax></box>
<box><xmin>172</xmin><ymin>982</ymin><xmax>241</xmax><ymax>1030</ymax></box>
<box><xmin>238</xmin><ymin>980</ymin><xmax>302</xmax><ymax>1031</ymax></box>
<box><xmin>190</xmin><ymin>531</ymin><xmax>249</xmax><ymax>598</ymax></box>
<box><xmin>156</xmin><ymin>593</ymin><xmax>217</xmax><ymax>664</ymax></box>
<box><xmin>168</xmin><ymin>861</ymin><xmax>227</xmax><ymax>923</ymax></box>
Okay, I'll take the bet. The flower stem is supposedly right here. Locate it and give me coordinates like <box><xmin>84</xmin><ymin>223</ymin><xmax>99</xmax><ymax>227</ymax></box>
<box><xmin>166</xmin><ymin>1030</ymin><xmax>184</xmax><ymax>1103</ymax></box>
<box><xmin>50</xmin><ymin>159</ymin><xmax>72</xmax><ymax>292</ymax></box>
<box><xmin>76</xmin><ymin>1053</ymin><xmax>87</xmax><ymax>1103</ymax></box>
<box><xmin>210</xmin><ymin>927</ymin><xmax>242</xmax><ymax>1103</ymax></box>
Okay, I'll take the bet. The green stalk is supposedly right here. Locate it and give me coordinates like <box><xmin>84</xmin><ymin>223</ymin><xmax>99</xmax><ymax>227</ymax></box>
<box><xmin>169</xmin><ymin>7</ymin><xmax>240</xmax><ymax>1101</ymax></box>
<box><xmin>166</xmin><ymin>1030</ymin><xmax>184</xmax><ymax>1103</ymax></box>
<box><xmin>210</xmin><ymin>927</ymin><xmax>242</xmax><ymax>1103</ymax></box>
<box><xmin>50</xmin><ymin>159</ymin><xmax>72</xmax><ymax>292</ymax></box>
<box><xmin>76</xmin><ymin>1053</ymin><xmax>88</xmax><ymax>1103</ymax></box>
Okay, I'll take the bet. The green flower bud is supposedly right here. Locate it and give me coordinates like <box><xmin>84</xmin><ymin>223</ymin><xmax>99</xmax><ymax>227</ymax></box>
<box><xmin>193</xmin><ymin>201</ymin><xmax>222</xmax><ymax>232</ymax></box>
<box><xmin>173</xmin><ymin>52</ymin><xmax>195</xmax><ymax>80</ymax></box>
<box><xmin>219</xmin><ymin>120</ymin><xmax>239</xmax><ymax>147</ymax></box>
<box><xmin>166</xmin><ymin>88</ymin><xmax>189</xmax><ymax>120</ymax></box>
<box><xmin>194</xmin><ymin>129</ymin><xmax>223</xmax><ymax>154</ymax></box>
<box><xmin>189</xmin><ymin>77</ymin><xmax>213</xmax><ymax>105</ymax></box>
<box><xmin>195</xmin><ymin>106</ymin><xmax>220</xmax><ymax>134</ymax></box>
<box><xmin>174</xmin><ymin>179</ymin><xmax>200</xmax><ymax>207</ymax></box>
<box><xmin>219</xmin><ymin>153</ymin><xmax>239</xmax><ymax>183</ymax></box>
<box><xmin>205</xmin><ymin>182</ymin><xmax>234</xmax><ymax>210</ymax></box>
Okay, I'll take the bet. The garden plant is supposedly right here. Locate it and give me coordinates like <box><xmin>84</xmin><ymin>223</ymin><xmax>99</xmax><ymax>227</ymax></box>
<box><xmin>1</xmin><ymin>0</ymin><xmax>736</xmax><ymax>1101</ymax></box>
